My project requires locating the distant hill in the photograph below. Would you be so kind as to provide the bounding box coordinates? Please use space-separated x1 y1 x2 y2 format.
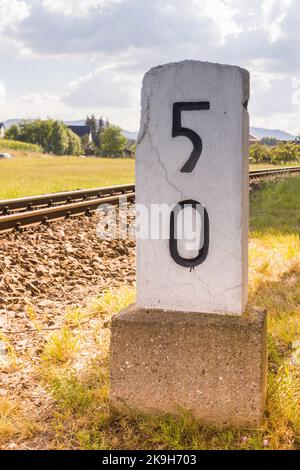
250 127 296 141
121 127 297 142
3 119 295 142
122 130 138 140
64 119 86 127
3 118 26 129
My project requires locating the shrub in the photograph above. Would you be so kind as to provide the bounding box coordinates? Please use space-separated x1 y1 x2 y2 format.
249 143 272 163
295 145 300 160
270 143 298 164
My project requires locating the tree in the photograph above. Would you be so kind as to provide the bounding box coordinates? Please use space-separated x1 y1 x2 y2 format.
100 125 127 157
85 114 98 147
271 143 298 164
99 117 105 131
85 114 98 135
93 116 105 149
81 134 90 151
260 137 279 147
249 143 271 163
5 119 82 155
67 129 82 155
296 145 300 161
5 124 19 140
51 121 69 155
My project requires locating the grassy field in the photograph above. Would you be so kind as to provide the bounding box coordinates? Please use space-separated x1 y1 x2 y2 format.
0 147 299 199
1 176 299 450
249 163 299 171
0 150 135 199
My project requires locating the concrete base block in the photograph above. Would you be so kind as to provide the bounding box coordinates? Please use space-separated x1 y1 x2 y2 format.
110 305 267 427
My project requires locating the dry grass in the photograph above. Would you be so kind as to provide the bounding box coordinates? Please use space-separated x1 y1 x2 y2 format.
41 327 80 365
0 398 37 446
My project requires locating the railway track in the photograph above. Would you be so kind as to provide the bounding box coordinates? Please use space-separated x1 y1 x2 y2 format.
0 184 135 233
248 165 300 179
0 166 299 233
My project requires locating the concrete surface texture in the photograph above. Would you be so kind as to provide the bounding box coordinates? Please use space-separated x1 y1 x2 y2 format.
136 60 249 315
110 305 267 427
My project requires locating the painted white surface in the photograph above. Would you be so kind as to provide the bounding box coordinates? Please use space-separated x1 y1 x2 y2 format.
136 60 249 315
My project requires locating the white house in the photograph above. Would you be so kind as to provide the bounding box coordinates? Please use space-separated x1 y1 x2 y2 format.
249 134 259 146
0 123 5 138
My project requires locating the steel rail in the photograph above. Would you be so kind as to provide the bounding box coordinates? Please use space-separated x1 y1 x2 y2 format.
0 166 299 233
0 192 135 233
0 183 135 215
249 166 300 178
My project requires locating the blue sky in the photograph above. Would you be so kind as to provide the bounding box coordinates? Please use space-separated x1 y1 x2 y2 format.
0 0 300 133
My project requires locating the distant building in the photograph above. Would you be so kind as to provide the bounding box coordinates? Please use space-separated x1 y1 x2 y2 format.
0 123 5 138
249 134 259 146
67 125 92 143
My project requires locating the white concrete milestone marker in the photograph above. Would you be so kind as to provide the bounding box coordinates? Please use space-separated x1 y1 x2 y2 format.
136 60 249 315
110 61 267 426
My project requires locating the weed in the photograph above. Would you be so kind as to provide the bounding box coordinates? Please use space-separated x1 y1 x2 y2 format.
91 286 136 317
41 327 79 364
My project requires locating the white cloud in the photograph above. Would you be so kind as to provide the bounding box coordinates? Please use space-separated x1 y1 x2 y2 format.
3 92 67 120
63 66 141 130
0 80 6 105
292 76 300 107
42 0 122 18
0 0 31 54
251 112 300 136
0 0 29 30
262 0 291 42
4 0 219 56
1 0 300 133
64 66 140 108
200 0 242 44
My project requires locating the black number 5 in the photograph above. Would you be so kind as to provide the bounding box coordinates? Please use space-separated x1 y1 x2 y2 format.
172 102 210 173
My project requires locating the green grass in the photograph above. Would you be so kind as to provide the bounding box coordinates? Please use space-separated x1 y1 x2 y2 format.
0 138 42 153
250 177 300 233
0 151 135 199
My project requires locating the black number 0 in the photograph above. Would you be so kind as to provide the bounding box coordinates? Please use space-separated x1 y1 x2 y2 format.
170 102 210 269
169 200 209 269
172 102 210 173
